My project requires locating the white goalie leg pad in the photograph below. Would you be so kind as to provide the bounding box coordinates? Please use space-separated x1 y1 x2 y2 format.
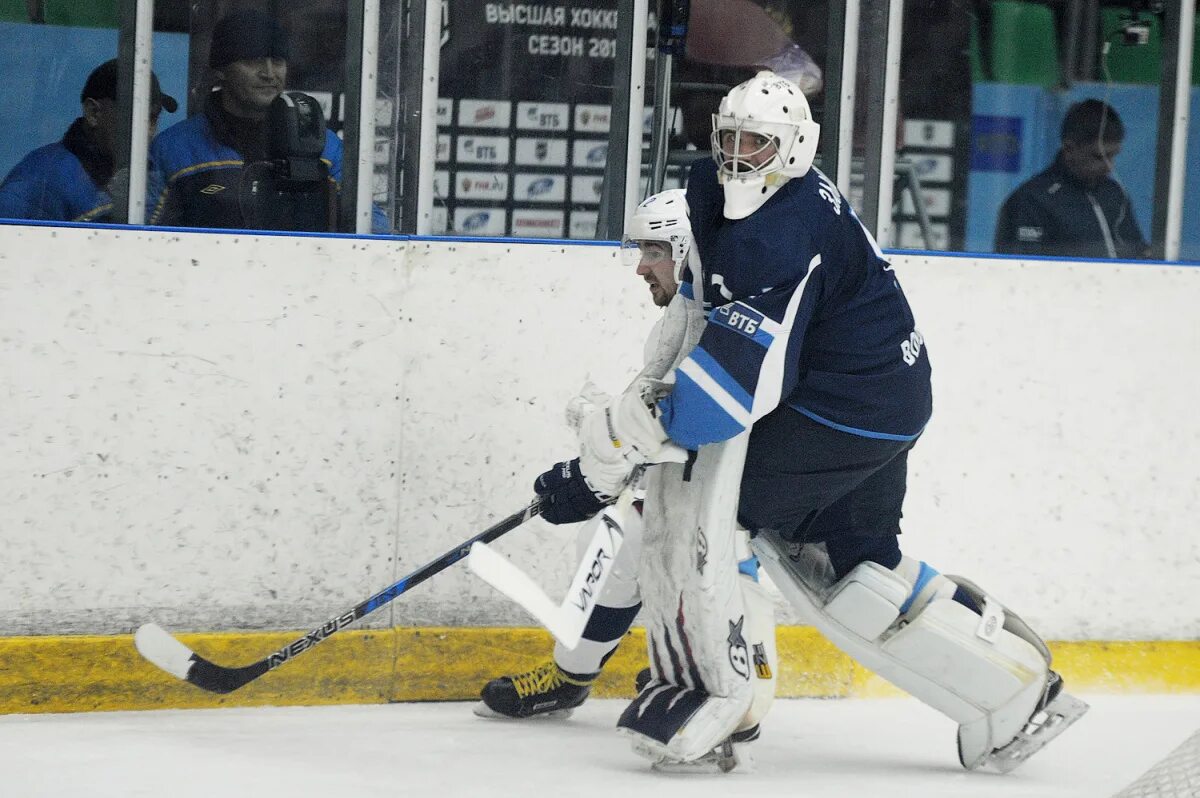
736 541 777 732
752 535 1051 767
617 433 754 764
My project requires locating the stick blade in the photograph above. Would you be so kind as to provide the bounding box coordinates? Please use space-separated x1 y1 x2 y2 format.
134 623 197 681
467 542 583 648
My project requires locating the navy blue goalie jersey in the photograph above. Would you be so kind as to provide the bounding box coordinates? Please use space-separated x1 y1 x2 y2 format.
658 158 932 450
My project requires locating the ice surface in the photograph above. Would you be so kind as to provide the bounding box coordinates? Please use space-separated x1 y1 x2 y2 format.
2 695 1197 797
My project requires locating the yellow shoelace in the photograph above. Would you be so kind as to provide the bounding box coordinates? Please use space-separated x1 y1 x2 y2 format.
510 661 592 699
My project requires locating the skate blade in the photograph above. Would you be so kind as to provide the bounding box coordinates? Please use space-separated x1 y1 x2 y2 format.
985 692 1090 773
471 700 575 720
639 738 754 774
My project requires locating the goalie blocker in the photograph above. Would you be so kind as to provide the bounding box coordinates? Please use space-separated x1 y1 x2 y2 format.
752 534 1089 772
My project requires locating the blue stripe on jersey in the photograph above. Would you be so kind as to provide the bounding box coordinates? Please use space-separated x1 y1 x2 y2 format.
680 281 694 300
660 368 746 449
688 347 753 412
789 403 924 441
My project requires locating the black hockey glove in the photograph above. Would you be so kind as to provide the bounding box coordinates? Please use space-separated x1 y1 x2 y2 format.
534 458 611 525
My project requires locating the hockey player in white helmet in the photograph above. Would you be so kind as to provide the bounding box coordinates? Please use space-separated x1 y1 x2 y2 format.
477 191 777 752
531 70 1087 773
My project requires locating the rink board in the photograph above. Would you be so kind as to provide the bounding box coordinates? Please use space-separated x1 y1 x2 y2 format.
1 223 1198 714
0 627 1197 714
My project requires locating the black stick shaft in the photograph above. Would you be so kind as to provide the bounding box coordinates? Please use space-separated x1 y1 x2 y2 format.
185 499 542 693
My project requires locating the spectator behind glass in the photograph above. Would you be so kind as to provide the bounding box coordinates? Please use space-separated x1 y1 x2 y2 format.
0 59 177 223
147 9 388 233
994 100 1148 260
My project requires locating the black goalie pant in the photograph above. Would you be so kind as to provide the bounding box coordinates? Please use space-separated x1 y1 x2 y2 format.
737 406 918 580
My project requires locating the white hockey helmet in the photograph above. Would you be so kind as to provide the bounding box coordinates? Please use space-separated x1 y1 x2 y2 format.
620 188 692 282
711 70 821 219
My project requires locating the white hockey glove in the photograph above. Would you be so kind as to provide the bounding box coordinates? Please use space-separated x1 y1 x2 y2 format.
577 381 688 497
564 381 612 436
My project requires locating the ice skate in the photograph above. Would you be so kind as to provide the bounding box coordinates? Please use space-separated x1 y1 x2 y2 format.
642 725 761 774
966 670 1090 773
473 660 595 720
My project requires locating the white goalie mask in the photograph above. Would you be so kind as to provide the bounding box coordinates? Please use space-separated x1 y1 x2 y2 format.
711 70 821 219
620 188 692 283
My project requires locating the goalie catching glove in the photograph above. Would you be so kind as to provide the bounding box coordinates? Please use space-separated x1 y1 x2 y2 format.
535 382 687 525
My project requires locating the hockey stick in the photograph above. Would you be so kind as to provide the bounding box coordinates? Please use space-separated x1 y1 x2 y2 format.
468 490 635 650
134 499 543 694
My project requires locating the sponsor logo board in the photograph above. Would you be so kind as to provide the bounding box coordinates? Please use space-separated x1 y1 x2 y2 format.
457 171 509 201
572 139 607 168
512 209 565 238
574 104 611 133
517 101 570 131
457 135 511 165
515 137 568 166
514 173 566 202
571 175 603 205
453 207 507 236
569 211 598 239
900 187 951 218
458 99 513 129
904 119 955 149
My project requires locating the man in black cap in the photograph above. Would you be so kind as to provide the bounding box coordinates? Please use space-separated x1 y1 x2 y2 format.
0 58 177 222
148 9 387 232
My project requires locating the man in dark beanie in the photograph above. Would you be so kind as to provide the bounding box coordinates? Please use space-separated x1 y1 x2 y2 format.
148 9 387 232
0 58 177 222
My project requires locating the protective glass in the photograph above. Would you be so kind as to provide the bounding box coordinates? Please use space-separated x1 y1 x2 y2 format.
620 238 672 268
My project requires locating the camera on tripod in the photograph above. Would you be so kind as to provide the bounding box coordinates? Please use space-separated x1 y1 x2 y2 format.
239 90 336 231
1117 0 1163 46
268 91 327 183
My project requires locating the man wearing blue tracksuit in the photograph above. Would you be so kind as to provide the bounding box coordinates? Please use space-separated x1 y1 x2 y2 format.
148 10 388 233
0 59 176 223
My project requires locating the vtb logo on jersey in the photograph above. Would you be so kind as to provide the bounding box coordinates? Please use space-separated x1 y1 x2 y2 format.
715 302 765 341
